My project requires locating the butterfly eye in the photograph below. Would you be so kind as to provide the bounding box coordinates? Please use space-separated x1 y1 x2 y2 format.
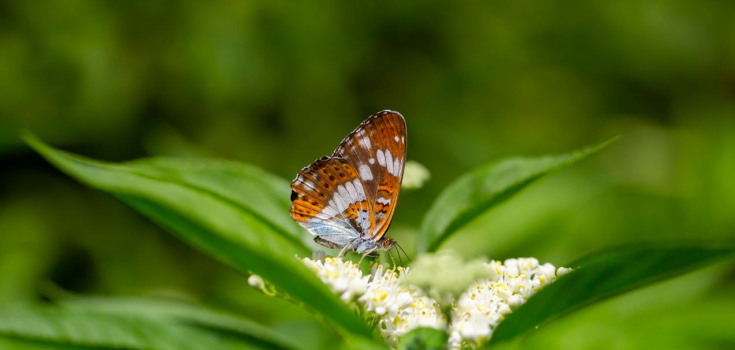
290 190 298 201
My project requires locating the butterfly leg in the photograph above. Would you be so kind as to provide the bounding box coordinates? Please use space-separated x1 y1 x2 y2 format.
368 253 381 270
337 238 359 259
357 248 379 268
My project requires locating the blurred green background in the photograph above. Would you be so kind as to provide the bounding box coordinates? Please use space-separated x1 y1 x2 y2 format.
1 1 734 349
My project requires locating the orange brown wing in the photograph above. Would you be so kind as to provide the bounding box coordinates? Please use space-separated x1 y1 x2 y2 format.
333 110 407 240
290 156 373 244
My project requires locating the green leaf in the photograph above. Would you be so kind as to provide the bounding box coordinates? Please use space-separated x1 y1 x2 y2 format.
397 328 448 350
488 243 735 346
128 157 313 250
58 296 305 350
341 338 390 350
418 137 617 253
23 133 373 340
0 303 274 350
0 336 112 350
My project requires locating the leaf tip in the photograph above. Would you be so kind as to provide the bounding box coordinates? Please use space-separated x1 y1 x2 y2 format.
20 130 53 157
592 135 620 151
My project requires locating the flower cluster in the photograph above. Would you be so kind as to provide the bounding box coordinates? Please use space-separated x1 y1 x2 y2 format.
295 255 570 349
362 265 447 347
302 256 369 303
301 257 446 347
447 258 570 349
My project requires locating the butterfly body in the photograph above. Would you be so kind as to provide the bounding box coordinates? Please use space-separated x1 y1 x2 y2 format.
290 110 406 259
314 236 396 254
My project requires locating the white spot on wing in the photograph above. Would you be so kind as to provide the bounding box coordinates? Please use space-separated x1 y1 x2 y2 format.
392 157 402 176
328 199 339 213
358 164 373 180
305 180 315 189
338 185 350 205
330 198 341 213
345 181 359 202
353 178 366 199
402 136 405 144
369 158 375 164
386 150 394 174
377 197 391 205
332 193 347 212
377 149 385 166
394 136 400 143
322 205 338 217
315 212 332 220
360 136 371 149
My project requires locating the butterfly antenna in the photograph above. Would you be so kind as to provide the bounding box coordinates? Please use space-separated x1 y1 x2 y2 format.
392 245 402 266
392 245 402 265
396 243 411 263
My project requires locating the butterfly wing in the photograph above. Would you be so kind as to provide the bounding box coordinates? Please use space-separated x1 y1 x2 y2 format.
290 156 373 248
333 110 407 241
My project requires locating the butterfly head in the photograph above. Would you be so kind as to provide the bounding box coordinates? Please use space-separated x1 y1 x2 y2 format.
379 237 397 251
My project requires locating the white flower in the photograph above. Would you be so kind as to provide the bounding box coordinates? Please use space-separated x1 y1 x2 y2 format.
247 274 265 290
539 263 557 280
507 294 525 309
299 255 570 349
557 266 573 276
360 265 412 316
300 257 445 347
447 257 570 349
448 279 504 349
401 160 431 190
380 296 447 347
301 257 369 303
360 266 445 346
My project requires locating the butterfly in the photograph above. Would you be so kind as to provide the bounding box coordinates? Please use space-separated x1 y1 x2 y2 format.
290 110 408 265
